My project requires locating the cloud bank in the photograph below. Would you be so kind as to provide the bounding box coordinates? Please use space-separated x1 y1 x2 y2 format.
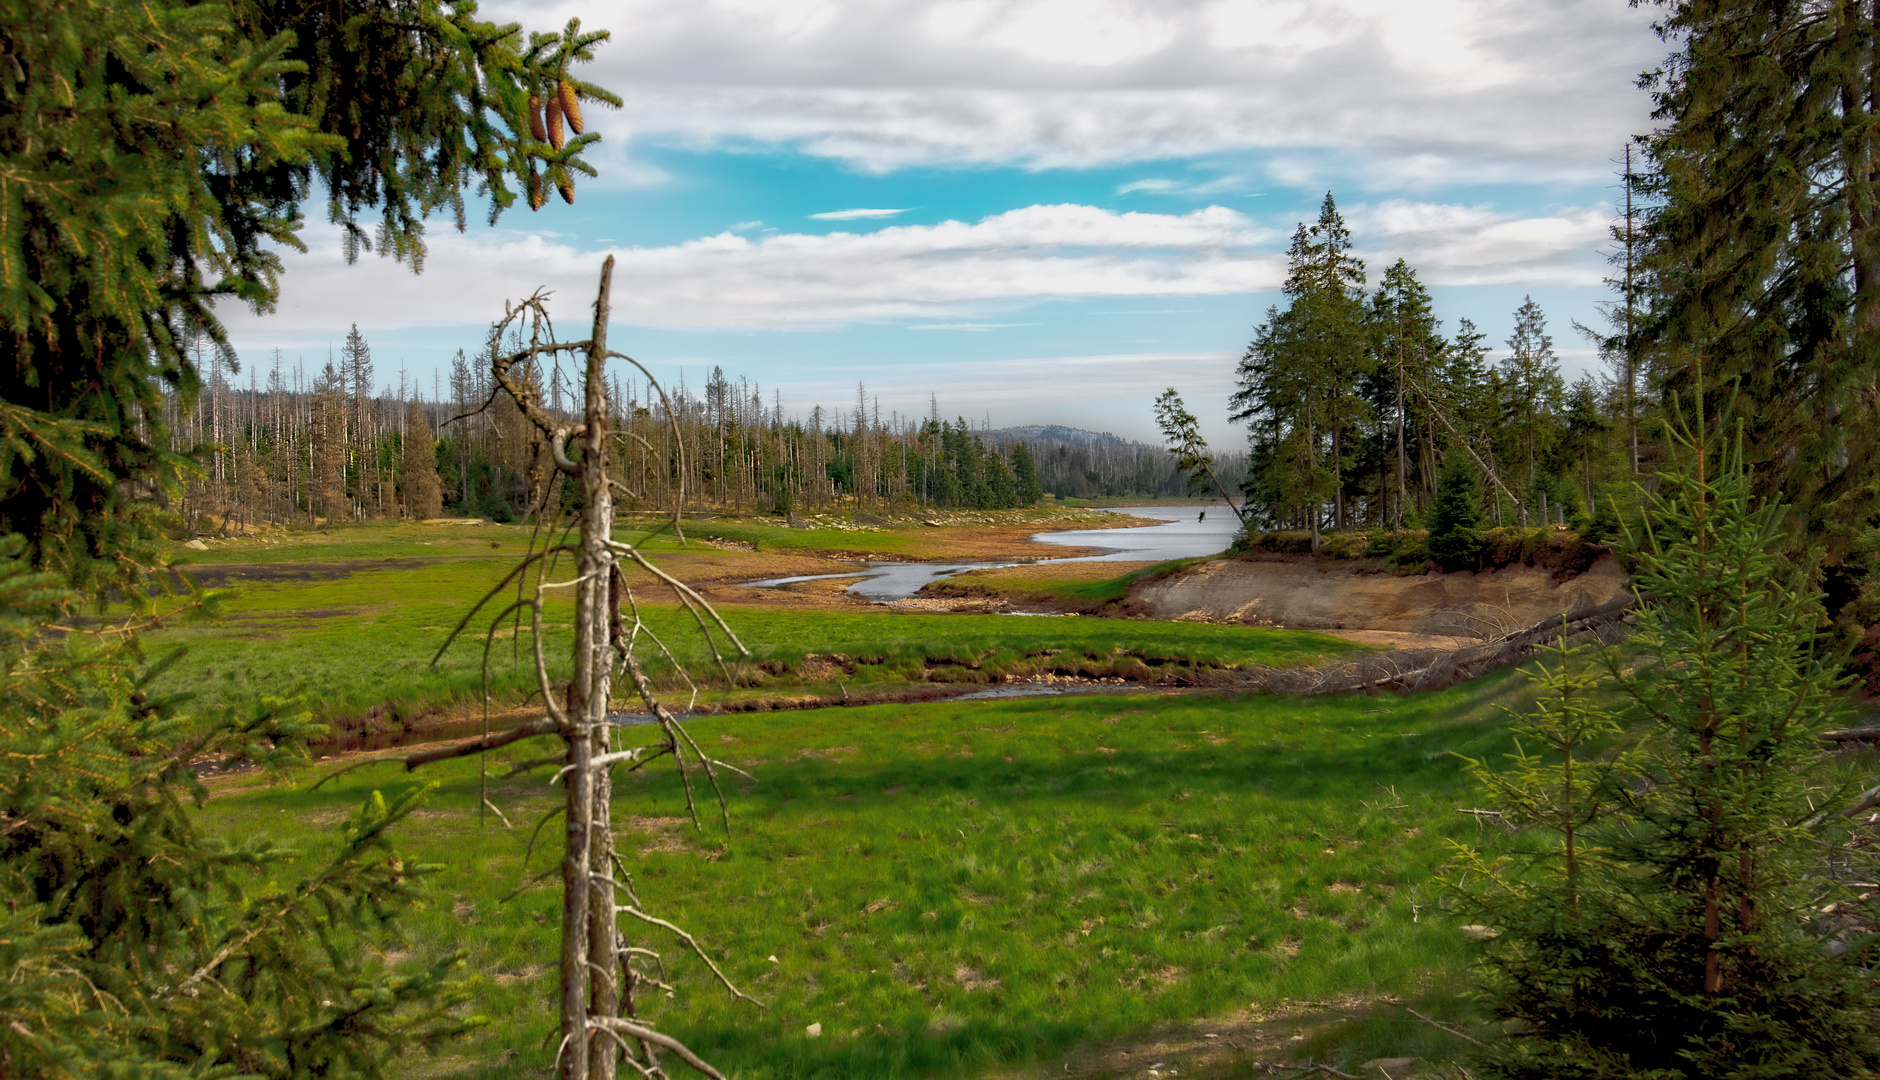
220 198 1610 342
500 0 1662 184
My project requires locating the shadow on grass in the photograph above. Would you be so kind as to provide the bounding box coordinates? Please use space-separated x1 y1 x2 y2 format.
201 674 1537 1080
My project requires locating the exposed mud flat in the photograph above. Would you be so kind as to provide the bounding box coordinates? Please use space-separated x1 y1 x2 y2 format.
1134 553 1630 639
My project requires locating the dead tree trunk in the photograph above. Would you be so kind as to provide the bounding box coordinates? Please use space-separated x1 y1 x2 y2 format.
401 258 754 1080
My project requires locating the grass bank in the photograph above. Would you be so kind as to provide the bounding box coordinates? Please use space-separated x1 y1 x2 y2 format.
196 673 1540 1078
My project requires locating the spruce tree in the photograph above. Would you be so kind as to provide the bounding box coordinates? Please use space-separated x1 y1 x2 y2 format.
1498 296 1565 511
1639 0 1879 559
0 543 475 1075
0 4 620 1072
1427 455 1487 571
1451 423 1880 1079
0 0 618 598
1368 259 1447 524
1231 193 1371 539
1012 442 1043 506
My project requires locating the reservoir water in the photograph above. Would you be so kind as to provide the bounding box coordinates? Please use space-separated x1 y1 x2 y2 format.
745 503 1243 602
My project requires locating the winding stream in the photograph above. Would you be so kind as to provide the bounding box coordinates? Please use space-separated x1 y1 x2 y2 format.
744 504 1242 601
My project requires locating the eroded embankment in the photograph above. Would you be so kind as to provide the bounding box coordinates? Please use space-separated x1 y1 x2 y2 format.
1132 552 1631 638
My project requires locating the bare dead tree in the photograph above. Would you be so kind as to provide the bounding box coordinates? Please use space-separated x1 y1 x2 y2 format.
386 258 755 1080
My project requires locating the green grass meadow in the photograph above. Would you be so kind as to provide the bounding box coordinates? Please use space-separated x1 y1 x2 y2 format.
144 525 1357 726
195 675 1541 1078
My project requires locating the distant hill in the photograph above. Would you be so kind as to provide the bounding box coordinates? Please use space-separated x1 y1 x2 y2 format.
982 423 1248 502
983 425 1144 451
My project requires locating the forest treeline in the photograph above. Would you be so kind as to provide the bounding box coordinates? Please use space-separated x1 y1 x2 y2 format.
164 327 1221 532
1224 190 1642 545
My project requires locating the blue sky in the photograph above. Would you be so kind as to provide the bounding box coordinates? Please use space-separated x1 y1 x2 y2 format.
220 0 1665 446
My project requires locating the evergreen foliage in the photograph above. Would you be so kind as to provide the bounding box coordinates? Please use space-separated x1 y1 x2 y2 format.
1154 388 1246 523
1367 258 1448 530
1232 193 1370 540
1228 199 1601 542
1638 0 1880 561
0 540 474 1076
1498 297 1566 501
0 0 616 598
1427 456 1487 572
1449 427 1880 1079
1012 442 1043 506
0 2 610 1073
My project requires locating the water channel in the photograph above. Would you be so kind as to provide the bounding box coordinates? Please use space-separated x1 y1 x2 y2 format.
744 503 1243 602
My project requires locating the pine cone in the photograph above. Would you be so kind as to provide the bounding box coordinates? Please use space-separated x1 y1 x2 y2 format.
559 79 583 135
527 95 546 142
557 173 576 205
546 97 565 150
528 167 545 210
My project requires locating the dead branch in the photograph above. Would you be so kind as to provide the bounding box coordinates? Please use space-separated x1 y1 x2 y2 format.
589 1018 725 1080
1844 782 1880 819
482 799 514 829
1244 1063 1362 1079
307 756 405 792
619 905 763 1008
502 867 559 904
401 716 560 770
1407 1006 1486 1047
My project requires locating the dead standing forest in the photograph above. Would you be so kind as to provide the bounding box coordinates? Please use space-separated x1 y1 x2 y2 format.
160 328 1230 531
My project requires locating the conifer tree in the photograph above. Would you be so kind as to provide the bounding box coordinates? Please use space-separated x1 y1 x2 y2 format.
1639 0 1879 558
1012 442 1043 505
400 401 444 519
342 325 376 517
0 542 476 1075
1232 192 1371 540
1368 259 1447 524
1427 456 1487 571
1498 296 1565 515
1450 421 1880 1079
0 0 618 597
1155 389 1248 524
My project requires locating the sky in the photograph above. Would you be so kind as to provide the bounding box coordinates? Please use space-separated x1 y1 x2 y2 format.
218 0 1667 447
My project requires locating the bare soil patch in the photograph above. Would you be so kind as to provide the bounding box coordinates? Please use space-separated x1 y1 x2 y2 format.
1134 553 1630 639
186 557 451 585
1012 995 1446 1080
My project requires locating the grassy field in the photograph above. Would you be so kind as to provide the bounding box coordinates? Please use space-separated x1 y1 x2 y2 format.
195 673 1544 1079
144 523 1356 729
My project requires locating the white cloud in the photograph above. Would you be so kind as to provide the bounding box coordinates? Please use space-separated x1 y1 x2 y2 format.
1351 200 1614 287
908 321 1036 331
221 204 1282 337
728 219 765 231
218 198 1610 346
493 0 1661 183
809 208 910 220
1118 174 1253 197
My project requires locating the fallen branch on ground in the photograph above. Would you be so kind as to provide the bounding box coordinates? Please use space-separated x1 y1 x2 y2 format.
1407 1006 1485 1047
